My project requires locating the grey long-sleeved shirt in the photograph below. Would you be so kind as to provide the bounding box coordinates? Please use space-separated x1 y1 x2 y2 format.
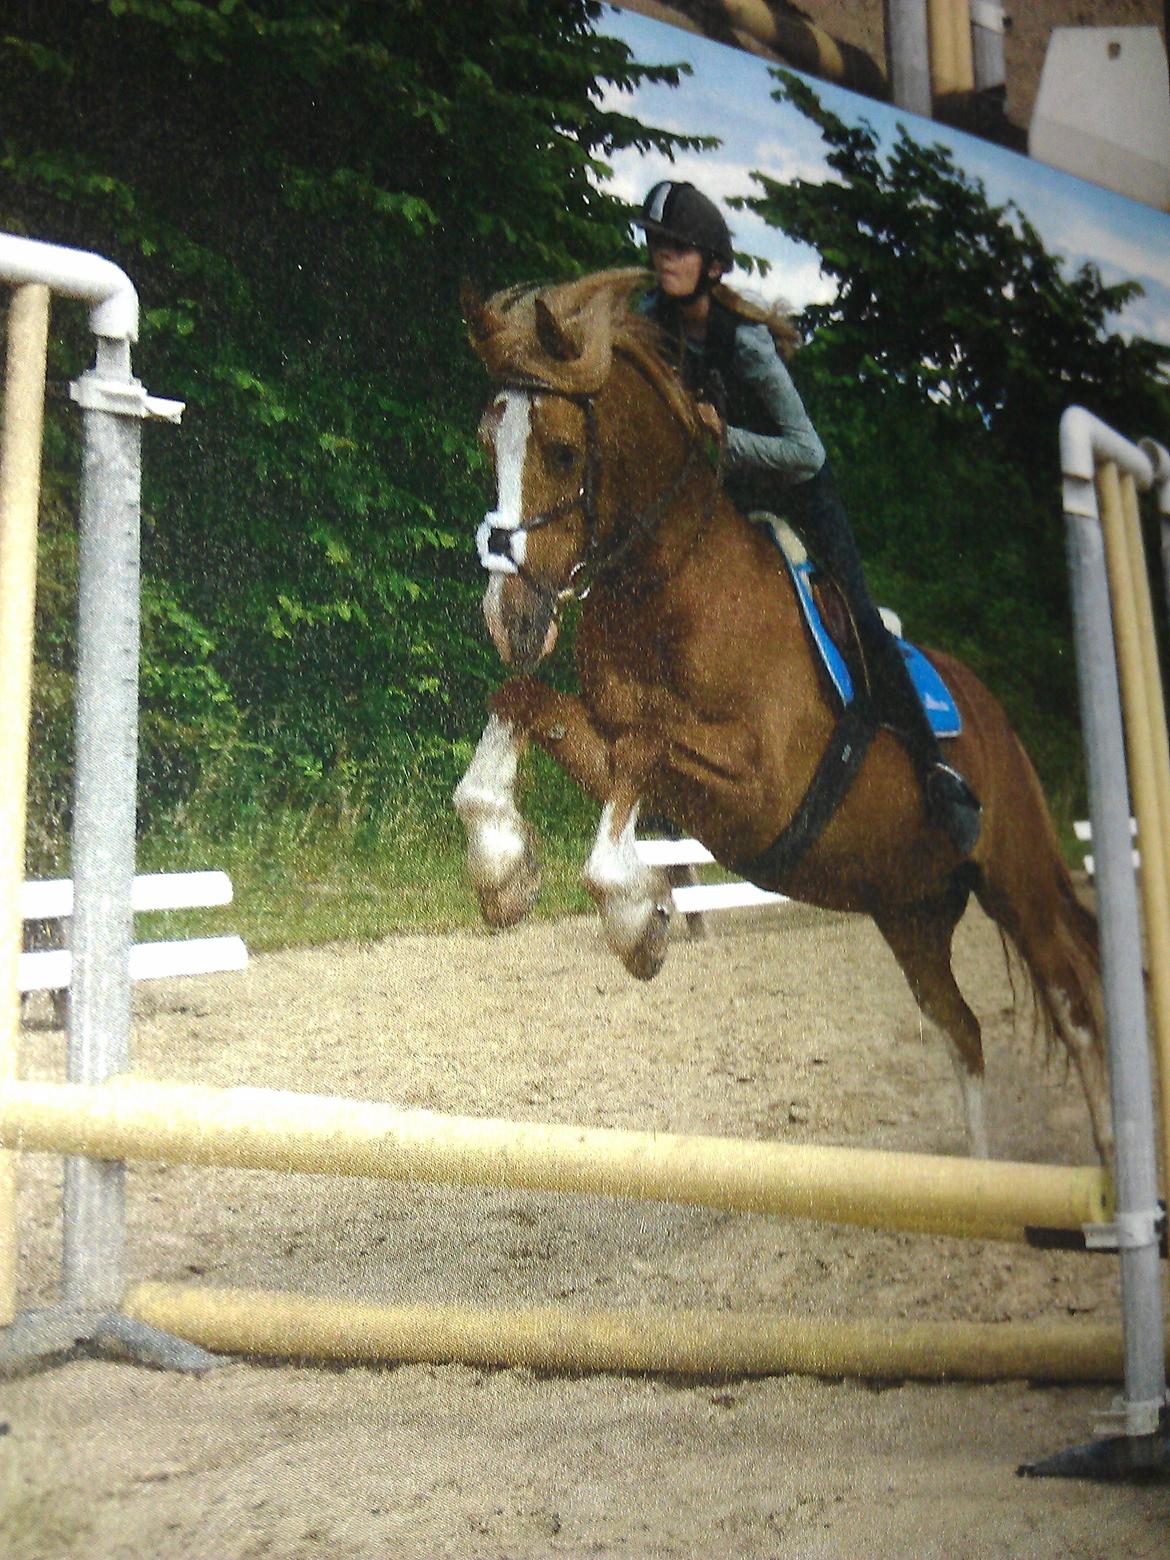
715 320 825 486
638 292 825 490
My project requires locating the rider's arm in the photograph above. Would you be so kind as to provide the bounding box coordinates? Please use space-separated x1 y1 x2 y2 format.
723 322 825 486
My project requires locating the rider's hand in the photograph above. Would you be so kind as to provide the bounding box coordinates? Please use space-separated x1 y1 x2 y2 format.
697 401 723 440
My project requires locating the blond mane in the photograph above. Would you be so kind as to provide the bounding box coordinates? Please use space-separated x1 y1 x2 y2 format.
467 268 700 433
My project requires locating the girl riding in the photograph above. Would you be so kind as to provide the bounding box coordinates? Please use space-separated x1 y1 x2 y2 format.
634 179 982 856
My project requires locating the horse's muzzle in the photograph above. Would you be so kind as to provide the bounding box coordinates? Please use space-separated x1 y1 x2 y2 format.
483 576 559 671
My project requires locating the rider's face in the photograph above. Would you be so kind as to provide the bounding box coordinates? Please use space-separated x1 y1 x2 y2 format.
648 236 711 299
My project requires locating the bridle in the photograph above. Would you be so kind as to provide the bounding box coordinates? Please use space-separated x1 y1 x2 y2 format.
475 366 711 622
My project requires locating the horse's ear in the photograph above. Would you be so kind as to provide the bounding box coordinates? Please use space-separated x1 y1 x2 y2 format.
535 296 581 363
461 279 498 343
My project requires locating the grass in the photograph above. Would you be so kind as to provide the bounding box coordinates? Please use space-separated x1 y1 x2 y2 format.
81 732 1094 958
133 770 599 955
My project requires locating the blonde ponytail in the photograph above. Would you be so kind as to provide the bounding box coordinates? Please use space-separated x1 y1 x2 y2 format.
710 282 801 362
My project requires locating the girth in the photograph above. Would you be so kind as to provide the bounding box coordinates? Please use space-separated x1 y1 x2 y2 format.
736 696 879 890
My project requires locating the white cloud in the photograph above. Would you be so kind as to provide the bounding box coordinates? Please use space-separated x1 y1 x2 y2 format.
602 142 765 211
759 255 837 310
751 138 838 189
1052 216 1170 293
1112 286 1170 349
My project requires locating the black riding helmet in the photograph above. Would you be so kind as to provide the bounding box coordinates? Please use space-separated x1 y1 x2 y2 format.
634 180 734 269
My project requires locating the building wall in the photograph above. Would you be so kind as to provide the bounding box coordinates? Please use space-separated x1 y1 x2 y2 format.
612 1 1167 143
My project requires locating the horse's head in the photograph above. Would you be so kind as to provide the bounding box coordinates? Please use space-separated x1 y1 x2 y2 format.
463 269 696 670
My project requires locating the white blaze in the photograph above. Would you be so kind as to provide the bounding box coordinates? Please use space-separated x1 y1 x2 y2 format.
495 391 531 527
477 391 534 574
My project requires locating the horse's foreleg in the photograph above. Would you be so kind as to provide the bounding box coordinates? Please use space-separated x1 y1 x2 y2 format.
454 678 617 930
453 713 542 928
485 685 674 975
582 732 674 982
490 677 616 801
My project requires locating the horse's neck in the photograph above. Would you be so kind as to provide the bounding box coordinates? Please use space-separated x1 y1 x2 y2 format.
598 381 719 582
592 360 821 700
587 485 816 689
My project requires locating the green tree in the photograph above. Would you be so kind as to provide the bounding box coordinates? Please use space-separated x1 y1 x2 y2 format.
740 72 1170 471
737 73 1170 802
2 0 705 827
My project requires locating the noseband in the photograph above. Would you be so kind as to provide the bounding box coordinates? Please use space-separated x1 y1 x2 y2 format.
476 371 708 620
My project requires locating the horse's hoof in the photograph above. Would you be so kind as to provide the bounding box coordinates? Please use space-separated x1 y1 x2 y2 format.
478 848 541 929
616 900 671 981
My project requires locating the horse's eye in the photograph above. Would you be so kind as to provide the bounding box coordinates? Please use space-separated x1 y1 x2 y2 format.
548 442 578 475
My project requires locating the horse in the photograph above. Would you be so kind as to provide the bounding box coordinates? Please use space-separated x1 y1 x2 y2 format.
453 267 1111 1163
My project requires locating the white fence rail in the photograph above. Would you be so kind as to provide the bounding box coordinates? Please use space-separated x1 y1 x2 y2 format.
1074 817 1139 878
640 819 1115 921
20 870 246 993
634 837 786 919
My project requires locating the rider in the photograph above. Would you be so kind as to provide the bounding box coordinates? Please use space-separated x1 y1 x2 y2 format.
634 179 982 855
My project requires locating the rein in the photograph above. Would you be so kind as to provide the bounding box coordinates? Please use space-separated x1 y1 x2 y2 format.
477 362 717 621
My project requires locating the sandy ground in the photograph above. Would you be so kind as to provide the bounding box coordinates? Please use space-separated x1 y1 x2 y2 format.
3 893 1168 1558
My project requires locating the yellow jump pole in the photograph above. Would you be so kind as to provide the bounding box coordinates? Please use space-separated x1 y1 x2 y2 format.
927 0 974 98
124 1281 1157 1385
0 283 50 1327
0 1076 1112 1246
1120 468 1170 1186
1097 461 1170 1204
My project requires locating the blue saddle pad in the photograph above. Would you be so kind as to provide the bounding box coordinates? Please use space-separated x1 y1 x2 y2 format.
781 550 962 740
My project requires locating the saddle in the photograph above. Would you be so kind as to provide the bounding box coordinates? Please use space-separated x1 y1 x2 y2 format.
733 514 961 891
752 514 961 740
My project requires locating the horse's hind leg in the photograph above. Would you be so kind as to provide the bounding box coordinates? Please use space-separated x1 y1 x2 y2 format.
873 888 990 1156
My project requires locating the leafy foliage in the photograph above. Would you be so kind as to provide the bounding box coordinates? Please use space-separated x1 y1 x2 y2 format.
737 73 1170 805
3 0 701 830
740 74 1170 464
8 24 1170 864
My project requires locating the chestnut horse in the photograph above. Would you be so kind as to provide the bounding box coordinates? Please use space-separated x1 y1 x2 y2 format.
454 269 1110 1161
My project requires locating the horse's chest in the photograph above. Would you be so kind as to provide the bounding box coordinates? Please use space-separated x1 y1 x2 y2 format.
582 671 657 735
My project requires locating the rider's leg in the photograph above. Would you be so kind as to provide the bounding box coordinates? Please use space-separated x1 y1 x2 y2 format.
790 463 982 855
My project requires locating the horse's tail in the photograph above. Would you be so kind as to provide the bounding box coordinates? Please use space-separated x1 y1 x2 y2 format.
1004 866 1103 1059
973 725 1111 1157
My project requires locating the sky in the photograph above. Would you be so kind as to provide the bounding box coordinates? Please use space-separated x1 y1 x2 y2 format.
593 6 1170 349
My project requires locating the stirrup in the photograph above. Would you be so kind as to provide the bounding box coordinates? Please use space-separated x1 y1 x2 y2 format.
925 762 982 855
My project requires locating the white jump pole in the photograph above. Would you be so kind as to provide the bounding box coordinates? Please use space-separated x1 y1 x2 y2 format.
970 0 1004 98
1146 439 1170 623
0 233 215 1376
0 281 50 1327
886 0 933 117
1024 409 1170 1478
